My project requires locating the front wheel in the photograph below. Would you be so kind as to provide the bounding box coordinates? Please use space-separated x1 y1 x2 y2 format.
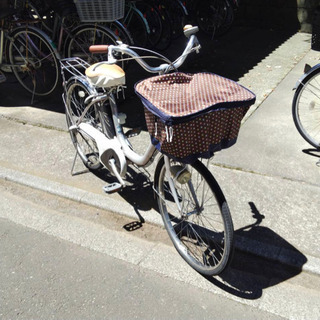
292 67 320 149
154 157 234 276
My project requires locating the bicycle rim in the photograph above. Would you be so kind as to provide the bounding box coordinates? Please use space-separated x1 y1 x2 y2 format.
154 4 172 51
121 5 149 47
107 20 134 46
162 0 187 39
136 1 163 48
9 26 59 96
65 78 103 170
196 0 233 37
155 157 234 276
65 25 118 63
293 71 320 148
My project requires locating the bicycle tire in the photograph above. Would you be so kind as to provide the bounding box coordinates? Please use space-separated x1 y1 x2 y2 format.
154 156 234 276
136 1 163 48
196 0 234 37
65 77 104 170
153 2 172 51
121 3 149 47
8 25 59 96
107 20 134 46
292 67 320 149
161 0 188 39
64 24 118 63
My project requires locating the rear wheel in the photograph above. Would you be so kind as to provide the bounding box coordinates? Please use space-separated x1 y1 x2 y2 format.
107 20 134 45
155 157 234 276
65 77 103 170
65 24 118 63
154 3 172 51
196 0 234 38
8 26 59 96
162 0 187 39
136 1 163 48
121 5 149 47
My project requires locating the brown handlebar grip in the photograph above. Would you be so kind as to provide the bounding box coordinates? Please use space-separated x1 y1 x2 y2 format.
89 45 109 54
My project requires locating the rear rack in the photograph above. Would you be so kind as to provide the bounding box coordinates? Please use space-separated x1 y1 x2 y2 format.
59 57 90 81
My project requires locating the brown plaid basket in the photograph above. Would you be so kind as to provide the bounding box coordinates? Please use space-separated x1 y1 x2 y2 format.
135 72 256 163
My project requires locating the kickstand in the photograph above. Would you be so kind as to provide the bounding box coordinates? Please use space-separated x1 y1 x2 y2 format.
71 151 89 176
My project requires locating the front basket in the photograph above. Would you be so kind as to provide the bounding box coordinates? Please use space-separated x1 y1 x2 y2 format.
135 72 256 163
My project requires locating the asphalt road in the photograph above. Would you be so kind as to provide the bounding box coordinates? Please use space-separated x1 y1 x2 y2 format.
0 180 285 320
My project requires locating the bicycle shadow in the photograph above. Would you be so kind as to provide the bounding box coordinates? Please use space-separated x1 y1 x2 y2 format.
203 202 307 300
302 148 320 166
89 165 308 301
90 164 159 221
73 160 307 300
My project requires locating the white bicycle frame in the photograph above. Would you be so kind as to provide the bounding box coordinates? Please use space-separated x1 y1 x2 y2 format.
76 89 157 187
104 26 200 163
67 26 201 192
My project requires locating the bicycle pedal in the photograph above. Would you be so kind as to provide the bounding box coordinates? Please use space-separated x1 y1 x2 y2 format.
103 182 123 194
125 128 141 138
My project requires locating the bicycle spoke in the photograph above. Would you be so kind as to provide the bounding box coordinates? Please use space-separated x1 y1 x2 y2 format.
157 157 233 275
9 27 59 96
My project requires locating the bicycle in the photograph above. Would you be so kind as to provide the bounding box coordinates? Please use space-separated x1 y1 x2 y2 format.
0 2 59 98
26 0 133 47
60 25 255 276
121 1 150 48
44 0 120 63
185 0 236 38
24 0 124 63
292 63 320 150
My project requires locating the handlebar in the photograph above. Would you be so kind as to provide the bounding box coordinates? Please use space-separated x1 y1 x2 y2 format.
89 25 201 74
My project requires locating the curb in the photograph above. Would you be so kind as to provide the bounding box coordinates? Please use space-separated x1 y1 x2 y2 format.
1 164 319 277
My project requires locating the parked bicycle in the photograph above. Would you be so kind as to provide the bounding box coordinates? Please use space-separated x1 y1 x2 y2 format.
60 25 255 276
25 0 121 63
292 63 320 150
0 0 59 99
26 0 133 47
186 0 238 38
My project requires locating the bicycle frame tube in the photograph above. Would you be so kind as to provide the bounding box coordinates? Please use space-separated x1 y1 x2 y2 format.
108 92 157 166
108 34 200 73
164 156 182 212
0 29 4 65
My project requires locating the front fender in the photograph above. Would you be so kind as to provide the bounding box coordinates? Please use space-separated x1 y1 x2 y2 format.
293 63 320 90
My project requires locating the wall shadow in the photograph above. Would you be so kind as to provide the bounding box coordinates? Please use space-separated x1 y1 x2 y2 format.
1 0 307 128
235 0 301 32
0 73 65 113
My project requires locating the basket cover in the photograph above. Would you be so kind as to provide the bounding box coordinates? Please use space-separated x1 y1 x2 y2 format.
135 72 256 163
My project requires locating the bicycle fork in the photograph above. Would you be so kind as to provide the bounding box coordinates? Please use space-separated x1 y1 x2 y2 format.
163 156 202 218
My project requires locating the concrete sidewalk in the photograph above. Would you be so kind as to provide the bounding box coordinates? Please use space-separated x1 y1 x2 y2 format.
0 30 320 318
